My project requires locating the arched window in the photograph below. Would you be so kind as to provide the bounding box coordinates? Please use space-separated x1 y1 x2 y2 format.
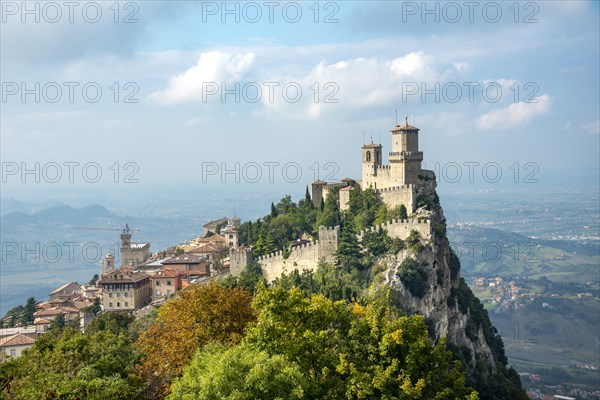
375 151 379 163
366 151 371 162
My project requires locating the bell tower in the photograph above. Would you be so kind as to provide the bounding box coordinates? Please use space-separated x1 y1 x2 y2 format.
361 141 382 189
101 253 115 275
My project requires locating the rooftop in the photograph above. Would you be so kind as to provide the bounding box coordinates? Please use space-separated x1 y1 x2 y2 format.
189 242 226 254
391 122 419 132
151 268 180 279
203 217 228 228
162 253 207 265
98 268 149 284
49 282 79 295
0 333 36 347
196 234 226 243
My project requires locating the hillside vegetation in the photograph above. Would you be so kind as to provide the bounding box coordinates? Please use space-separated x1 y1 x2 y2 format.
0 188 527 399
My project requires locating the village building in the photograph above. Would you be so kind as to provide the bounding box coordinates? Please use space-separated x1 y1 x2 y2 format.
150 268 182 302
0 332 37 363
33 297 95 333
97 268 151 312
160 253 210 275
203 217 240 236
48 282 81 300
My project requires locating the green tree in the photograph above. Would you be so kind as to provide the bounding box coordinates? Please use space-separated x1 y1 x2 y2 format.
167 343 306 400
270 202 278 217
406 229 424 252
89 274 100 285
300 186 314 210
246 287 350 398
399 204 408 220
238 261 266 294
315 188 341 230
86 312 134 336
362 227 392 256
335 218 362 270
21 297 36 325
397 257 429 298
243 286 478 399
49 314 65 331
0 327 143 399
90 297 102 316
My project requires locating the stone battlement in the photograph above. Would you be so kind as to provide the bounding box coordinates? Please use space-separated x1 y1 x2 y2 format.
326 182 350 188
358 218 431 241
257 240 318 262
375 185 413 193
376 165 392 170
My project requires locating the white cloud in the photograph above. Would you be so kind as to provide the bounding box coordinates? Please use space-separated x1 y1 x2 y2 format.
580 120 600 134
256 51 464 118
182 117 205 127
477 95 551 130
147 51 256 104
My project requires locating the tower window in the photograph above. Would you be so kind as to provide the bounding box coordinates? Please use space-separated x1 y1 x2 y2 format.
366 151 371 162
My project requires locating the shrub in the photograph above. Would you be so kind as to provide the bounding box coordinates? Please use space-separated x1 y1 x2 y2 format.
397 257 428 298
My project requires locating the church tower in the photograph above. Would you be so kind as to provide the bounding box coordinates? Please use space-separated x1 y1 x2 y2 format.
221 221 239 250
361 142 383 189
101 253 115 274
389 119 423 185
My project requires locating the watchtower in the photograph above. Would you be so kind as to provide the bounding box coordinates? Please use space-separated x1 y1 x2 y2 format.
389 119 423 184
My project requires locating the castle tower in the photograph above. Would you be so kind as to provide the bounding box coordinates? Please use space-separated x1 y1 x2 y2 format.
311 180 327 208
317 225 340 263
389 120 423 185
120 224 132 267
361 142 383 189
101 253 115 275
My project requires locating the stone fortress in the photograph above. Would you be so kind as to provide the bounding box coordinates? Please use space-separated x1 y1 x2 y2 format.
230 120 436 281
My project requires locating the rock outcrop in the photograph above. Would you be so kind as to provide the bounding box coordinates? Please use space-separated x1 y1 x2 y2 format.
381 175 528 400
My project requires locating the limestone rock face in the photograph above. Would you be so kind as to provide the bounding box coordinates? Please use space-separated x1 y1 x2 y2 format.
382 174 497 371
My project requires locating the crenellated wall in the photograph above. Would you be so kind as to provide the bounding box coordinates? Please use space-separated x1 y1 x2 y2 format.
257 241 320 282
376 185 417 212
358 218 431 241
257 225 340 282
229 247 252 277
229 226 340 282
228 218 430 283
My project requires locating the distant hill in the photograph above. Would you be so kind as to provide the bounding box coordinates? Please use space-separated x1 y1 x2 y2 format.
0 198 63 216
1 204 114 226
447 224 599 282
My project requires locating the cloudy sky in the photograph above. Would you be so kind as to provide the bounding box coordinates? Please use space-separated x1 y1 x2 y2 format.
1 1 599 201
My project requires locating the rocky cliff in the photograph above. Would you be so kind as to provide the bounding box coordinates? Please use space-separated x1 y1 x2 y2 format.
381 176 528 400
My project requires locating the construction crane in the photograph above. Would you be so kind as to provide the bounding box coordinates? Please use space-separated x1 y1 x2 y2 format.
72 224 140 234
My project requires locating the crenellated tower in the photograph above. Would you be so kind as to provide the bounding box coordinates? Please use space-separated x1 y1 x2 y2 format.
389 120 423 185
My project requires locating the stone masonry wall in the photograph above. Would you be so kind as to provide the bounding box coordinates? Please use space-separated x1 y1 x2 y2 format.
358 218 431 241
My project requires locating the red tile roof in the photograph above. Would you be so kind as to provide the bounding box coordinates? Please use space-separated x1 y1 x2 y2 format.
0 333 36 347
